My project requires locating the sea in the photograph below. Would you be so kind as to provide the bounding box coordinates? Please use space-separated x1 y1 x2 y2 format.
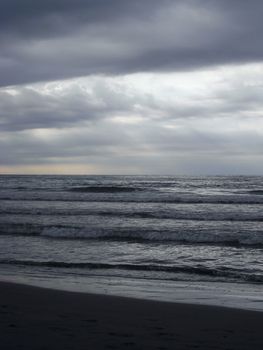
0 175 263 311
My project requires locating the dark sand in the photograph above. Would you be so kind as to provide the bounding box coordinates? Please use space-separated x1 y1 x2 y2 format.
1 281 263 350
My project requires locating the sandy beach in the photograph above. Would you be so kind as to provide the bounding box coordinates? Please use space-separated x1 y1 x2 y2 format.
0 281 263 350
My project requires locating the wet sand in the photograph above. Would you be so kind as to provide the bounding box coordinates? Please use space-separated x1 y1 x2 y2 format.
0 281 263 350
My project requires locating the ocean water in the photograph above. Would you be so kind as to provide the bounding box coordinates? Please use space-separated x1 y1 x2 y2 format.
1 175 263 310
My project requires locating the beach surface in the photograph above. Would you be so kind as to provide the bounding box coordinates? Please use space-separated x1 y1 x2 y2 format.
1 281 263 350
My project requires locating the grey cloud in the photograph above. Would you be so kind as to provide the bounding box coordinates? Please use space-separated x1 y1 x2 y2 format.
1 119 263 176
0 87 95 131
0 121 138 166
1 1 263 85
1 69 263 133
0 79 141 131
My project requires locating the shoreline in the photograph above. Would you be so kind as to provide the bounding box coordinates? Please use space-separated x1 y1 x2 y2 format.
2 273 263 312
1 281 263 349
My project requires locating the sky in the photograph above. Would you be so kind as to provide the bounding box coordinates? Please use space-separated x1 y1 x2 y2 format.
1 0 263 175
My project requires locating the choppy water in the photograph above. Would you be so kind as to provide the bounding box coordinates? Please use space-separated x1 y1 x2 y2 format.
0 175 263 308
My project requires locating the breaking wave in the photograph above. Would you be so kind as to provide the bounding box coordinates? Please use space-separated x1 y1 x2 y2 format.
40 227 263 246
1 223 263 247
0 259 262 283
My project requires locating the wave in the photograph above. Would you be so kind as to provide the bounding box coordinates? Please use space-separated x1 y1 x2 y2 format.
1 194 263 204
68 186 142 193
1 223 263 247
248 190 263 196
0 259 262 283
2 208 263 222
39 228 263 246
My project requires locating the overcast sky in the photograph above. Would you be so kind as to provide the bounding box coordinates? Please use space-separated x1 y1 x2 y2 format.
1 0 263 174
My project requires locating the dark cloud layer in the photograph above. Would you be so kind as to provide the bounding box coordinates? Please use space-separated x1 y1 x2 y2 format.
1 0 263 86
0 0 153 38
